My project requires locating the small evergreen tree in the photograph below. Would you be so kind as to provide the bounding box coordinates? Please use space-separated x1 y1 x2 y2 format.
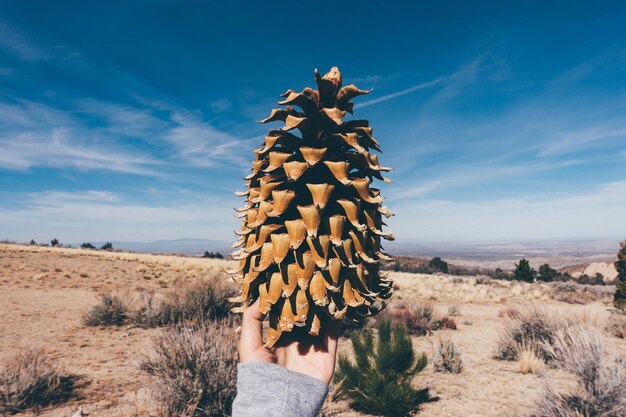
101 242 113 250
614 240 626 310
428 257 449 273
537 263 558 282
50 238 59 246
335 320 431 417
29 239 36 245
514 258 535 282
81 242 95 249
592 272 605 285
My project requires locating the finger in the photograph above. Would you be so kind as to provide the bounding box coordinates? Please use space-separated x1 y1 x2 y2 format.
238 299 265 361
323 320 340 356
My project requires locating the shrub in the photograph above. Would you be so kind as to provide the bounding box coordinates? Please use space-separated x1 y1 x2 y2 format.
335 320 432 417
379 304 456 336
432 316 457 331
490 267 513 280
100 242 113 250
131 279 236 328
378 307 432 336
50 238 59 247
614 240 626 310
29 239 36 245
494 307 559 361
607 311 626 339
530 324 626 417
138 320 238 417
80 242 95 249
447 305 461 316
432 335 463 374
428 257 449 273
83 294 127 326
537 263 558 282
0 349 76 414
514 258 535 282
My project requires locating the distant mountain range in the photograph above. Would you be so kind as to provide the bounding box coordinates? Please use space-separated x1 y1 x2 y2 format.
66 237 621 262
384 239 620 260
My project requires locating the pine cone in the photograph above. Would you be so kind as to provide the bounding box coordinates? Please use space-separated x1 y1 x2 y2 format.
230 67 394 348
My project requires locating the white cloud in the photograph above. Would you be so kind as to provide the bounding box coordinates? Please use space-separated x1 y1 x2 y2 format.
390 181 626 242
0 190 238 242
0 96 255 175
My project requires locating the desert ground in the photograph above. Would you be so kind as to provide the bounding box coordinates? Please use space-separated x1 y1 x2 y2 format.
1 243 624 417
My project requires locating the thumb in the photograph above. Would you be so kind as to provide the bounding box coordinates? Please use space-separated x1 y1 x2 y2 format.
238 299 265 362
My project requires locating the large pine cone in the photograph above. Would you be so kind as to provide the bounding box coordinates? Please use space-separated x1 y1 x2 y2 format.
230 67 394 348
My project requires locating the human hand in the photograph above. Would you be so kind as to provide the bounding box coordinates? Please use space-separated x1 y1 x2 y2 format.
238 299 339 384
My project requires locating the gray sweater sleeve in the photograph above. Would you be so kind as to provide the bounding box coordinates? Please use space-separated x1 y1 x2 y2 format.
232 361 329 417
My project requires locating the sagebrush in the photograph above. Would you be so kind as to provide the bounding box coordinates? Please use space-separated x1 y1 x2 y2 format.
432 335 463 374
138 320 238 417
83 294 127 326
0 349 76 414
494 307 561 361
378 303 456 336
83 278 236 328
530 324 626 417
131 279 235 327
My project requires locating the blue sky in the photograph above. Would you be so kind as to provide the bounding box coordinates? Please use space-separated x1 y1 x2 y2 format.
0 1 625 244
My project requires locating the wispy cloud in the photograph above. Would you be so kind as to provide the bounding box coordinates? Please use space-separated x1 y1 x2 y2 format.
0 99 164 175
0 95 255 175
538 125 626 157
0 21 47 61
32 190 121 204
1 189 236 242
164 112 255 169
356 76 449 108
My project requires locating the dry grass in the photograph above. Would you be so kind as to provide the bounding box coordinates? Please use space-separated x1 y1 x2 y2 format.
390 271 613 305
517 342 543 374
137 320 238 417
0 348 76 414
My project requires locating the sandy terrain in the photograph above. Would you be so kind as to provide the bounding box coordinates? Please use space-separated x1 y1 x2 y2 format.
0 243 624 417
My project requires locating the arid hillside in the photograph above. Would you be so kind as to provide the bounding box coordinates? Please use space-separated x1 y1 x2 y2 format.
1 243 624 417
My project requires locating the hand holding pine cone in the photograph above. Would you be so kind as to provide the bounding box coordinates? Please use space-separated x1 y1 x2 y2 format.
230 67 394 348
